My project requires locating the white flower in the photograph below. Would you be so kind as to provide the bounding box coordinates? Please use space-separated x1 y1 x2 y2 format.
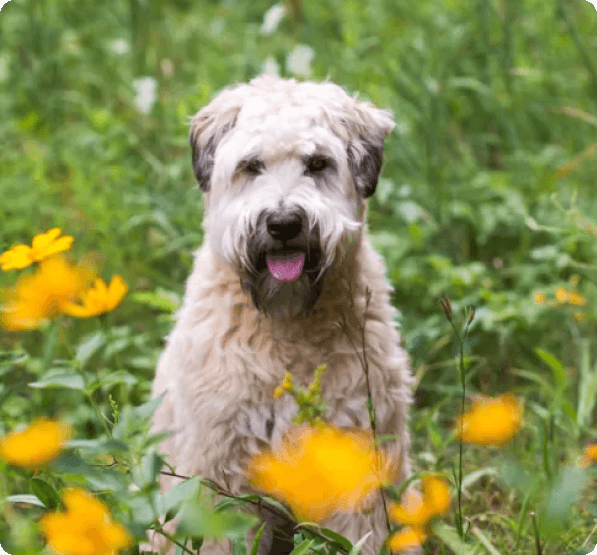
286 45 315 77
110 39 130 55
133 76 158 115
261 57 280 76
261 3 287 35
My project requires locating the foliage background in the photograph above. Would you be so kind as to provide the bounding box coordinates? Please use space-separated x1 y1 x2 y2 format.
0 0 597 553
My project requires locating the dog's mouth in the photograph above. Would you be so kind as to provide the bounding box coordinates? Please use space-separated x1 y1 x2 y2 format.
265 250 306 282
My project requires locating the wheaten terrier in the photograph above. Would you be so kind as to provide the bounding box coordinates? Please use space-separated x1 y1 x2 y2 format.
147 76 415 555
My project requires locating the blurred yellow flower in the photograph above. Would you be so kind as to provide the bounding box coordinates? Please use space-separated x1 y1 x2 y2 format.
556 287 569 304
281 372 293 392
570 274 580 287
534 292 546 304
574 312 585 322
40 488 132 555
247 425 394 522
0 228 73 271
580 444 597 467
387 526 427 553
456 394 522 446
0 419 71 470
62 276 128 318
568 291 587 306
1 257 93 330
390 476 450 528
273 386 284 399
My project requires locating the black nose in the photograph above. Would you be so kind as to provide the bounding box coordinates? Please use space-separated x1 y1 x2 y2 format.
266 212 303 241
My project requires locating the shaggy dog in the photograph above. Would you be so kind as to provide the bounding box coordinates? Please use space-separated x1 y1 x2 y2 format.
147 76 415 555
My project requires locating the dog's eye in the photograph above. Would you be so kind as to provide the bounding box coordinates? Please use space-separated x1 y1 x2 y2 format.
243 159 265 176
306 156 329 174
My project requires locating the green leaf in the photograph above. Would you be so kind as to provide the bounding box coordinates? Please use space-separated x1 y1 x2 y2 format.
176 490 257 540
587 0 597 14
249 523 267 555
534 348 565 390
432 523 482 555
30 477 61 510
577 339 597 431
231 535 247 555
539 466 588 537
160 477 203 516
462 467 498 490
3 494 46 508
348 531 372 555
313 526 354 551
131 291 180 312
471 527 502 555
67 438 129 455
288 539 314 555
75 332 105 368
28 373 85 391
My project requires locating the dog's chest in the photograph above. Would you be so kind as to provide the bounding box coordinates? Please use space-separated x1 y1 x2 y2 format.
235 375 371 455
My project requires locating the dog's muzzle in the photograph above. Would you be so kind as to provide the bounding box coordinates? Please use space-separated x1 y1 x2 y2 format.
243 208 328 316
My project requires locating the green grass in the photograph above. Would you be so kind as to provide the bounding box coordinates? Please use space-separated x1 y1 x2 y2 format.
1 0 597 553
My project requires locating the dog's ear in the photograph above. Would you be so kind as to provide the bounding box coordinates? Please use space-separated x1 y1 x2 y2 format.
345 103 395 198
189 92 242 192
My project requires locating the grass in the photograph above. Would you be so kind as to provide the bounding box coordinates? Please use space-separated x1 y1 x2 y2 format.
1 0 597 553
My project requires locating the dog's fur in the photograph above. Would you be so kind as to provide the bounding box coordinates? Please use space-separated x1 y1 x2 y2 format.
146 76 415 555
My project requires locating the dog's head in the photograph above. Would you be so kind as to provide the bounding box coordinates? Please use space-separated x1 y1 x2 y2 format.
190 76 394 316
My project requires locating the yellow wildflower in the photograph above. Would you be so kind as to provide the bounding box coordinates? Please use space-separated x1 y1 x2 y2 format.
534 292 546 305
390 476 450 528
569 274 580 287
40 488 132 555
387 526 427 553
61 275 128 318
456 394 522 446
579 444 597 467
0 419 71 470
583 444 597 461
568 291 587 306
1 256 93 330
556 287 569 304
273 387 284 399
0 228 73 271
281 372 293 392
247 425 394 522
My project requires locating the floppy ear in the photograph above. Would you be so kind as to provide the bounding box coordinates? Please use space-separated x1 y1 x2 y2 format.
189 91 243 192
345 102 395 198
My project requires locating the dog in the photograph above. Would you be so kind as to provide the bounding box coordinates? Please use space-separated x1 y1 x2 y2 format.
146 76 415 555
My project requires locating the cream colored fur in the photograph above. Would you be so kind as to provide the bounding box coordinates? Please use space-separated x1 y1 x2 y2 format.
145 76 415 555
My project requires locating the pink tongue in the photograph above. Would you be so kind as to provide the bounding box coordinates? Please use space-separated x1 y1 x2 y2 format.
267 253 305 282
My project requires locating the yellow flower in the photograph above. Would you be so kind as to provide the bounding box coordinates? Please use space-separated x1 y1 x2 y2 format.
556 287 569 304
61 276 128 318
568 291 587 306
0 419 71 470
581 443 597 466
387 526 427 553
390 476 450 528
456 394 522 446
534 292 546 305
0 228 73 271
273 387 284 399
574 312 585 322
281 372 293 392
40 488 132 555
569 274 580 287
247 425 394 522
1 256 93 330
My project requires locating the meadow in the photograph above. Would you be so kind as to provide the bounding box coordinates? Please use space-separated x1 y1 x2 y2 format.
0 0 597 553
